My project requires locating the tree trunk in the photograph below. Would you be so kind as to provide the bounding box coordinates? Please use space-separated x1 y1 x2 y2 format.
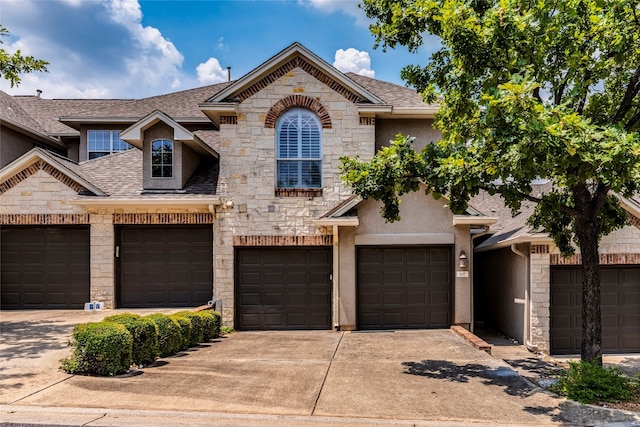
574 216 603 366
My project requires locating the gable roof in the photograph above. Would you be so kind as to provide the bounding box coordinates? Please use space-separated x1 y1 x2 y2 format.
119 110 219 157
204 42 385 106
0 147 106 196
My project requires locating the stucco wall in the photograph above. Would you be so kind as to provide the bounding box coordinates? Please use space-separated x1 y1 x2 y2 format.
475 245 527 343
1 127 35 168
142 122 184 190
375 118 441 152
337 191 472 330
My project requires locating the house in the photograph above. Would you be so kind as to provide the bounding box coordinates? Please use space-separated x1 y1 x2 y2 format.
0 43 497 332
472 187 640 355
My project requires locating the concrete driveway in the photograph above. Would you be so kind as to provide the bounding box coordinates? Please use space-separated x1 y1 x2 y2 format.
1 310 639 426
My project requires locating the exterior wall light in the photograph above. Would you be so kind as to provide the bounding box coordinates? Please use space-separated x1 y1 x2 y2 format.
459 250 468 269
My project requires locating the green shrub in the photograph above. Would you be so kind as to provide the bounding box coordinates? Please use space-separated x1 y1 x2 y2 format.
61 322 132 376
170 314 192 351
103 313 158 366
550 360 636 404
221 326 235 335
195 311 221 341
174 311 204 346
146 313 182 357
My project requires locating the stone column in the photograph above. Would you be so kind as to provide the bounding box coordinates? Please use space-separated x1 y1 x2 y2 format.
90 213 115 308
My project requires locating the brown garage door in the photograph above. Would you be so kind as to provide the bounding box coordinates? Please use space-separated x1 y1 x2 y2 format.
1 226 90 309
117 226 213 308
551 265 640 354
235 247 332 330
358 246 452 329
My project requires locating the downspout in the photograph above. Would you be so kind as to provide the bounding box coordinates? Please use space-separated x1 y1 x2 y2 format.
510 244 538 352
332 225 340 330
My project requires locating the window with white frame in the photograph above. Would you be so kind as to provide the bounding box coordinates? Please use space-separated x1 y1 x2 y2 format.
151 139 173 178
87 130 132 159
276 108 322 188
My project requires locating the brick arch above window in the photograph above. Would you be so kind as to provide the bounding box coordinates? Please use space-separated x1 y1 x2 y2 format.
264 95 332 129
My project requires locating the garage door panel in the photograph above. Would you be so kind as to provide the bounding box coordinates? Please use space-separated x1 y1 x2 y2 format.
1 226 90 309
235 247 331 330
358 246 452 330
118 226 213 308
551 265 640 354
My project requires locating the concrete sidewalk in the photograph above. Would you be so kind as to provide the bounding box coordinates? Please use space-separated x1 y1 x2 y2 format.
1 311 639 426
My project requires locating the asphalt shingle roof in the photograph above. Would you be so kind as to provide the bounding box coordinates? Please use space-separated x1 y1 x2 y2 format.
61 82 232 120
345 73 437 109
0 91 48 135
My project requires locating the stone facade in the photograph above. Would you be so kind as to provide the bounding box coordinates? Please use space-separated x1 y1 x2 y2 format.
212 68 376 324
527 224 640 352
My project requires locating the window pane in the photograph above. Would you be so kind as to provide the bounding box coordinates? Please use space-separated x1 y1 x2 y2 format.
111 131 132 151
88 130 111 151
276 109 321 188
151 139 173 178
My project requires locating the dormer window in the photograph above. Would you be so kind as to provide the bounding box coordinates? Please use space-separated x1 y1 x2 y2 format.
88 130 132 159
151 139 173 178
276 108 322 188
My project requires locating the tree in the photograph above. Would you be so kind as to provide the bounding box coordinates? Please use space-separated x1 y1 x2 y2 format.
342 0 640 364
0 25 48 87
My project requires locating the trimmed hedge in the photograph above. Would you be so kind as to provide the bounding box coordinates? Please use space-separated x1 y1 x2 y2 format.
146 313 182 357
197 311 221 341
61 322 132 376
170 314 192 351
173 311 204 346
61 309 223 377
103 313 158 366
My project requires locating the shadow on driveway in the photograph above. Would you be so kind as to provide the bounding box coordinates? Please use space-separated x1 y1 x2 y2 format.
403 359 535 397
0 320 73 361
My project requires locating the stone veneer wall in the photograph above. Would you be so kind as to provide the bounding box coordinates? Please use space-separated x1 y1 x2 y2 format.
528 224 640 352
213 68 376 325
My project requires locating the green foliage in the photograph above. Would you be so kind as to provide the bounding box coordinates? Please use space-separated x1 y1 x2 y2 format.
173 311 204 346
550 360 636 404
146 313 182 357
195 311 221 341
61 322 132 376
349 0 640 363
103 314 158 366
0 25 49 87
170 314 192 351
221 326 235 335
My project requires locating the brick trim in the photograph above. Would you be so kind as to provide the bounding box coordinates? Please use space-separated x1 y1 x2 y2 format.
275 188 323 198
113 213 214 224
531 245 549 254
235 56 364 104
550 253 640 265
0 214 89 225
233 235 332 246
0 160 88 194
264 95 332 129
220 115 237 125
629 214 640 230
360 117 375 126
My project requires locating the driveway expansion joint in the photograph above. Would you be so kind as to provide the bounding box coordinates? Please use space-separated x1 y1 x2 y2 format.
311 331 344 416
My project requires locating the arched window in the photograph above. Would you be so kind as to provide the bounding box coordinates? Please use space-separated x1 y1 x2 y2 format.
276 108 321 188
151 139 173 178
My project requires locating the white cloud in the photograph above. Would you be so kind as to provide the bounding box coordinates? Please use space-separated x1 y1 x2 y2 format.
196 57 227 85
106 0 184 88
303 0 370 26
333 48 375 78
0 0 188 99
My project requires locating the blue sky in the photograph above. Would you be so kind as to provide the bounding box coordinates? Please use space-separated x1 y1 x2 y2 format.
1 0 440 99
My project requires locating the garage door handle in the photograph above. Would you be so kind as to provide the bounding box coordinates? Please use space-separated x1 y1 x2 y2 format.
115 246 119 258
